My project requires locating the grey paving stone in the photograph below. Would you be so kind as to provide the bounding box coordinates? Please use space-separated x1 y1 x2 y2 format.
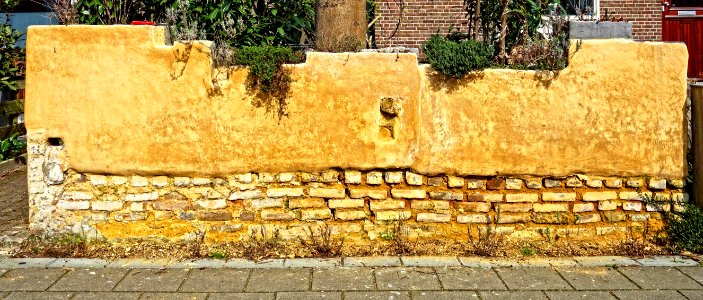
0 268 66 291
611 290 687 300
637 256 699 267
114 269 190 292
479 291 548 300
410 291 479 300
225 258 286 268
0 258 56 268
574 256 639 267
495 268 572 290
276 291 342 300
169 258 226 269
47 258 110 268
374 267 441 291
556 267 638 290
343 257 402 267
49 268 128 291
459 257 521 268
179 268 249 292
5 292 74 300
435 267 507 290
207 293 275 300
618 267 703 289
400 256 461 267
544 291 617 300
679 290 703 300
139 292 207 300
312 267 375 291
246 268 310 292
343 291 410 300
678 267 703 285
72 292 141 300
107 258 173 268
284 258 341 268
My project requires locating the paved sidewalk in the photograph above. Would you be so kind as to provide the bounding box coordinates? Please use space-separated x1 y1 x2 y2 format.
0 167 28 249
0 256 698 299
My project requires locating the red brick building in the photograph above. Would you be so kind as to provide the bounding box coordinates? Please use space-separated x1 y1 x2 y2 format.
374 0 664 50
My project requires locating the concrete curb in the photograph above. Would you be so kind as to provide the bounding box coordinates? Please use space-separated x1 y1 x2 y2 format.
0 255 697 269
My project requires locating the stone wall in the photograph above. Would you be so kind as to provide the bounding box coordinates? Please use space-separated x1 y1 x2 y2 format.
24 26 690 243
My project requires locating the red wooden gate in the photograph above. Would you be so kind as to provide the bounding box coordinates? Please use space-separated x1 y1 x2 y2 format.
663 3 703 78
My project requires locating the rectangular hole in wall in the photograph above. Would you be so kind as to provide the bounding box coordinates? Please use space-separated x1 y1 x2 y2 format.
47 137 64 147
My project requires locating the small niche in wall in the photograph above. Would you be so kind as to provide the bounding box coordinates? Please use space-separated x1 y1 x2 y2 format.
379 97 402 141
47 137 64 147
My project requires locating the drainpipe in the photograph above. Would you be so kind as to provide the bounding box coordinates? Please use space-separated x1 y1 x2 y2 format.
691 82 703 208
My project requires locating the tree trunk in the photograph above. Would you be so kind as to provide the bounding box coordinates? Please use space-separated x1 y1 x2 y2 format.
315 0 367 52
473 0 481 40
498 0 509 64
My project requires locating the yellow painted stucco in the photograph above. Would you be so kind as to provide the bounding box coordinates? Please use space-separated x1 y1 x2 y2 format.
25 26 689 178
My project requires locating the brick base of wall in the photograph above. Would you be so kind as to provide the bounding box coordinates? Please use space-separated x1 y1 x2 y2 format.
28 132 685 244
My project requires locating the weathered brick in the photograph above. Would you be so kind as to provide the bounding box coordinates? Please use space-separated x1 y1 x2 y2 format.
596 226 627 235
261 209 296 220
391 189 426 199
411 200 450 210
565 176 583 187
266 188 304 198
110 176 129 186
496 213 530 224
278 173 296 182
309 188 346 198
344 170 362 184
505 178 523 190
367 171 383 185
154 211 175 220
384 171 403 184
604 211 627 222
192 177 211 186
89 175 107 186
466 179 484 189
669 179 685 189
349 189 387 199
258 173 276 183
370 200 406 210
533 212 572 224
130 202 144 211
289 198 326 209
486 178 504 190
62 191 94 201
672 193 689 202
236 173 255 183
467 193 503 202
585 179 603 188
336 210 367 220
195 199 227 209
131 176 149 187
427 176 444 187
598 201 619 211
375 210 411 221
626 178 645 188
533 203 569 212
329 199 365 208
125 192 158 202
229 190 263 200
505 194 538 203
646 203 671 212
573 203 595 212
583 192 618 201
196 210 232 221
457 214 491 223
604 178 622 188
178 211 196 220
542 193 576 202
623 201 643 211
301 208 333 220
57 200 90 210
454 202 491 212
239 210 255 221
417 213 451 223
153 200 191 211
115 212 147 222
405 172 424 185
619 191 653 201
648 178 667 190
428 191 463 201
447 176 464 188
300 173 319 183
92 201 123 211
543 178 561 188
496 203 532 213
248 198 284 209
174 177 191 187
631 214 649 222
525 179 542 189
575 213 601 224
653 193 671 201
150 176 169 188
320 170 340 183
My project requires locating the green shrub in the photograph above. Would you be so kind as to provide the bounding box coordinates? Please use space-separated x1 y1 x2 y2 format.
0 133 26 161
665 203 703 254
423 35 493 78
